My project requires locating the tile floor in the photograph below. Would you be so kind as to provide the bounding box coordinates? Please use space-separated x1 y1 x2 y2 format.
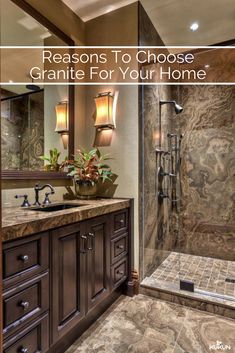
65 294 235 353
149 252 235 298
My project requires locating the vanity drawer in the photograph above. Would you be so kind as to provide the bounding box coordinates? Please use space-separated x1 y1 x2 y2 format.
111 233 128 264
3 232 49 289
3 272 49 337
112 209 128 237
3 313 49 353
111 257 128 289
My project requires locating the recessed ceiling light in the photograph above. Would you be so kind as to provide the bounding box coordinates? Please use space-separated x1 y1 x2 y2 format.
204 64 210 69
8 80 13 83
190 22 199 31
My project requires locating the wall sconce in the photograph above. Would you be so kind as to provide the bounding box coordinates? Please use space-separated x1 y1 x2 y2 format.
55 101 69 149
94 91 117 130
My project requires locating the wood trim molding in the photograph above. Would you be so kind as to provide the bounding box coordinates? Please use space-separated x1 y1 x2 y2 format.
1 171 72 180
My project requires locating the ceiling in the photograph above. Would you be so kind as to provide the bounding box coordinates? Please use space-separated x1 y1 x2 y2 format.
62 0 235 46
62 0 136 22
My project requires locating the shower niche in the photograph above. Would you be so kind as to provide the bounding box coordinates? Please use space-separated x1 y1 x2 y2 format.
140 82 235 314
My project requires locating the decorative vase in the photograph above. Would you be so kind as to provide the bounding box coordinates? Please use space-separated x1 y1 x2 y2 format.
75 180 98 199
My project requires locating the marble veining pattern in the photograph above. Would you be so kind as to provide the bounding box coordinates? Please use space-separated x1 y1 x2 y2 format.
173 85 235 261
1 89 44 171
2 199 130 242
65 294 235 353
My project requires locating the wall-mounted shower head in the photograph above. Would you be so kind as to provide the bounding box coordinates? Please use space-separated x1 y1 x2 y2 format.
160 100 183 115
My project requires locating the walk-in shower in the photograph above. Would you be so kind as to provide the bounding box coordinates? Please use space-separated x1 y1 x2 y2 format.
140 83 235 316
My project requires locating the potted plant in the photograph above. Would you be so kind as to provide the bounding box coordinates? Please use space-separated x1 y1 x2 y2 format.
62 148 113 198
40 148 61 172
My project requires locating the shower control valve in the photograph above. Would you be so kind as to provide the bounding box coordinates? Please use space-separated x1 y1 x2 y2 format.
158 192 170 200
155 148 170 156
159 169 176 178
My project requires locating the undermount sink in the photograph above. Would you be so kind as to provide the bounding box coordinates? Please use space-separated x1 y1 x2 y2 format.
28 203 86 212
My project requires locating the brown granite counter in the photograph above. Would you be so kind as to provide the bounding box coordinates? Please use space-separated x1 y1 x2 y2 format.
2 198 130 242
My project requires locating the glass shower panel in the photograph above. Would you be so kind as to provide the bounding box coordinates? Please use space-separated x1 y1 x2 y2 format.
141 83 181 291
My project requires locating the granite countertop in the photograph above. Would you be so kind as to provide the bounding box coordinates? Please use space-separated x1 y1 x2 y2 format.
2 198 130 242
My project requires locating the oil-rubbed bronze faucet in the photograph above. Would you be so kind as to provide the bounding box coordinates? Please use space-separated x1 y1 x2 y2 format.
34 184 55 206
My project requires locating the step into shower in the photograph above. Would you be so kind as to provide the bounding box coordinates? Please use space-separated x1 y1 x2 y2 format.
140 252 235 319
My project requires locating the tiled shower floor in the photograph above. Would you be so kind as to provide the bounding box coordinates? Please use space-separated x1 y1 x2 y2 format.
143 252 235 300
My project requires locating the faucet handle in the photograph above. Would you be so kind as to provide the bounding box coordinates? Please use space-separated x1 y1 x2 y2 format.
42 191 54 205
15 195 31 208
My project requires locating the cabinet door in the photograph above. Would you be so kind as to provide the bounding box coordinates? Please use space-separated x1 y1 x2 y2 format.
86 215 111 312
51 222 86 343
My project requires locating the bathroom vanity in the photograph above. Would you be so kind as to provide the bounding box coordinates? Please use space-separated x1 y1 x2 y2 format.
1 199 133 353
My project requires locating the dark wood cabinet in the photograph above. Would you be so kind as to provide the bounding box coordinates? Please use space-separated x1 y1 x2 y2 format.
3 272 49 338
3 232 49 290
51 222 86 343
86 216 111 312
2 205 133 353
3 313 49 353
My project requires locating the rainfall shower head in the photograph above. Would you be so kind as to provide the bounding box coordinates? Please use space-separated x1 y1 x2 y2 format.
160 100 183 115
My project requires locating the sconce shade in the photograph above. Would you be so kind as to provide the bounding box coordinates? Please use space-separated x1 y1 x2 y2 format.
94 92 114 128
61 132 69 149
55 101 68 132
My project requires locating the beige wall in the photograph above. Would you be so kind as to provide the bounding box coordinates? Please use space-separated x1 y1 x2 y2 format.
44 85 69 160
81 85 139 270
85 3 138 46
82 4 139 270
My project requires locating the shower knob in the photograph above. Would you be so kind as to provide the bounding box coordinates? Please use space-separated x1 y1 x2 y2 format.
158 192 169 200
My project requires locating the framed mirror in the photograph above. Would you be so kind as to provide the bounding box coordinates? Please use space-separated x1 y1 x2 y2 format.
1 0 74 179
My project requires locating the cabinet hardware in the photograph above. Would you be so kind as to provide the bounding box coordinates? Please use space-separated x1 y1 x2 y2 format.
19 348 28 353
117 270 124 275
117 244 124 250
87 233 95 251
80 235 87 254
19 301 30 310
118 219 124 224
19 255 29 263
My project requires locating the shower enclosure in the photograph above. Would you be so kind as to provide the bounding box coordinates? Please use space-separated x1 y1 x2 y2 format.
140 82 235 311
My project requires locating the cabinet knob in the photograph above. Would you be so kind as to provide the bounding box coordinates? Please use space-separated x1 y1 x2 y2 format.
19 301 30 310
117 270 124 275
19 255 29 263
117 244 124 250
119 219 124 224
19 348 28 353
